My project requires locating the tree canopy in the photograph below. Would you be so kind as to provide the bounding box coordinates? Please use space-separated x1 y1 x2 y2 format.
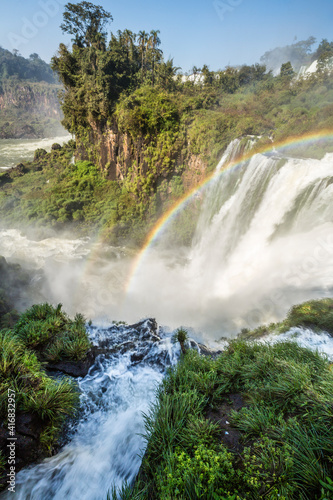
60 1 113 47
0 47 56 83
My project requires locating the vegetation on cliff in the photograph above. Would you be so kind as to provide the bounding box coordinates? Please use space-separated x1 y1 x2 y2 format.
2 3 333 245
117 304 333 499
0 47 63 138
240 298 333 340
0 48 56 84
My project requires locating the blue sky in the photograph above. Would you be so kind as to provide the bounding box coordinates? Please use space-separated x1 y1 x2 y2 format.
0 0 332 72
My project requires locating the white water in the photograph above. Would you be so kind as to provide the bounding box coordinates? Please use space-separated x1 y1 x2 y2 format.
124 149 333 338
1 140 333 337
1 137 333 498
0 321 179 499
0 135 72 170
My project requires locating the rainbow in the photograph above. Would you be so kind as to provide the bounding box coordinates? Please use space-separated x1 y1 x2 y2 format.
125 129 333 293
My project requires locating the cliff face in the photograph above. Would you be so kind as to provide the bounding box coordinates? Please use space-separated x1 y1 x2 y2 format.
0 82 62 116
0 81 63 138
76 121 208 192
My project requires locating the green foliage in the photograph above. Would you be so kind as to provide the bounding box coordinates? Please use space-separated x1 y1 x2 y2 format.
244 298 333 338
172 327 188 345
60 2 113 47
157 444 235 499
0 324 80 453
116 86 179 138
280 61 295 78
0 48 56 83
287 298 333 333
14 303 91 362
3 22 333 248
137 335 333 499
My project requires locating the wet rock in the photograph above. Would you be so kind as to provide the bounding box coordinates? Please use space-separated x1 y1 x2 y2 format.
0 172 12 186
46 347 106 378
206 393 246 453
198 343 222 358
9 163 28 177
16 413 43 440
0 415 45 492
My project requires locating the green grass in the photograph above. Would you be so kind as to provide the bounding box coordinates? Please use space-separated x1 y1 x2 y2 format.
14 303 91 362
0 328 80 452
242 298 333 339
127 338 333 499
0 302 91 455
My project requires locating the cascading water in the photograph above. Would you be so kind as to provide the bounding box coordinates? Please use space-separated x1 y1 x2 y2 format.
0 320 179 500
125 146 333 338
1 136 333 497
1 138 333 335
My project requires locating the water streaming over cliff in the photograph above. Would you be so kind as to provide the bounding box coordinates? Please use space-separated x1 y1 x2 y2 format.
125 146 333 338
1 139 333 336
0 320 179 500
1 138 333 497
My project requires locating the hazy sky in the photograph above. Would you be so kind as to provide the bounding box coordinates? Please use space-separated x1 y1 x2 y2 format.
0 0 332 71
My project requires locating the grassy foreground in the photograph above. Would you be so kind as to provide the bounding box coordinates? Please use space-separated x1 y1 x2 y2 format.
110 301 333 500
0 303 91 481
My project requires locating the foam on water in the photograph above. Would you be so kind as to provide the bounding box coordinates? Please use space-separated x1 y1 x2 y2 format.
0 135 72 170
0 321 179 500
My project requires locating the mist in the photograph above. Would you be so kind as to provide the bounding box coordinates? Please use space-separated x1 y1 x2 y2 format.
260 37 316 75
1 141 333 345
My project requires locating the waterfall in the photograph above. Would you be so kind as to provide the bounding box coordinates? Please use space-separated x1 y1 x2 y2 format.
0 320 179 500
1 137 333 498
1 139 333 336
125 145 333 338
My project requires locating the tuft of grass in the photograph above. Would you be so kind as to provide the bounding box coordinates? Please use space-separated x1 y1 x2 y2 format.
0 303 89 456
243 298 333 339
14 303 91 362
172 327 189 355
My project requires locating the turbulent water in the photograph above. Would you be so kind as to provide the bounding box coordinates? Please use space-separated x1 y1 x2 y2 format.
1 137 333 498
0 135 71 170
0 320 179 499
1 139 333 337
126 147 333 338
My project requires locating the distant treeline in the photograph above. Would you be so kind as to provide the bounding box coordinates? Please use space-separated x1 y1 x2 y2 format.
0 47 57 83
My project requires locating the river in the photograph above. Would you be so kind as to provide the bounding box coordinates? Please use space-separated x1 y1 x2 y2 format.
1 135 333 498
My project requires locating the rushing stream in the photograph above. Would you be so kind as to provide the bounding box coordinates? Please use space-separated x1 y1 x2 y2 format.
0 135 71 170
0 320 179 499
1 136 333 497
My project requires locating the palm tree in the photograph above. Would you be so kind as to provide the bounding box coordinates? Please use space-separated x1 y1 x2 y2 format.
157 58 181 89
149 29 161 86
138 30 149 83
122 29 136 63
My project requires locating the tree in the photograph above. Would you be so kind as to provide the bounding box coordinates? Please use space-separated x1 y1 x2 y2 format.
280 61 294 78
201 64 213 86
260 36 316 73
138 30 149 83
60 1 112 47
156 59 180 90
149 29 161 86
316 39 333 73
